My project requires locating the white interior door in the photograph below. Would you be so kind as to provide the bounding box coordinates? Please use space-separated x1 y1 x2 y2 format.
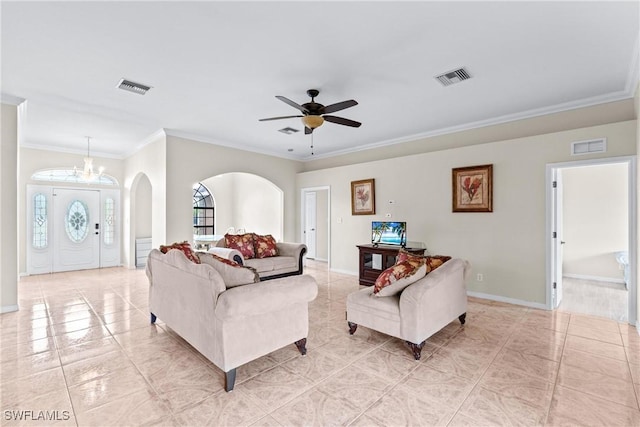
53 188 101 272
552 169 564 308
304 191 317 259
100 189 121 267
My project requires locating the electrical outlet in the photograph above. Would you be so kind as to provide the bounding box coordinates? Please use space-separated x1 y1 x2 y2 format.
477 273 483 282
385 213 392 218
337 217 343 224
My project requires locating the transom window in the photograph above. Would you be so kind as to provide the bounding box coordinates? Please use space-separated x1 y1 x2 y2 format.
31 169 118 186
193 183 214 236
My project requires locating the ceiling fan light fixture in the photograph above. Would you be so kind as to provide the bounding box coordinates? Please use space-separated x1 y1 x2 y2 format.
302 115 324 129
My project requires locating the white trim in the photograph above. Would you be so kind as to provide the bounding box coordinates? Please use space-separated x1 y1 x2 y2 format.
164 129 299 161
563 274 625 285
624 34 640 96
0 93 25 105
122 128 167 158
330 267 358 277
313 257 328 263
301 91 635 162
300 186 331 269
467 291 548 311
21 143 123 160
546 156 637 324
1 305 19 314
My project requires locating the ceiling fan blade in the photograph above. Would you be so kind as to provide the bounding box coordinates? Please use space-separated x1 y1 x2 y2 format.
322 99 358 114
305 126 313 135
259 115 303 122
323 115 362 128
276 96 309 113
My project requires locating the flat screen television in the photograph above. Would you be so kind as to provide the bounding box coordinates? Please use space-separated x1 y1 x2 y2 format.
371 221 406 246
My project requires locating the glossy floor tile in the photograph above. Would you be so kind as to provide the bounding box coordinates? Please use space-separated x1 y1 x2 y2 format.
1 261 640 426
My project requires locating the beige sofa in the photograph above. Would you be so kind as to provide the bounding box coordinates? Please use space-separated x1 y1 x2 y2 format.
146 248 318 391
346 258 470 360
212 239 307 280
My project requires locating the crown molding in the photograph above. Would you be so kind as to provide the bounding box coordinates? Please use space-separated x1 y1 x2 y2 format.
163 129 301 161
0 93 25 105
624 34 640 95
20 142 122 159
122 128 167 158
300 90 635 162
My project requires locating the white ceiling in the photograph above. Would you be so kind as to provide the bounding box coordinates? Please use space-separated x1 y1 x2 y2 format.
2 1 638 161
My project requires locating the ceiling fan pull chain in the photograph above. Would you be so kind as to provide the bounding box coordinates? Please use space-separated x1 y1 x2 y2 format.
310 133 314 155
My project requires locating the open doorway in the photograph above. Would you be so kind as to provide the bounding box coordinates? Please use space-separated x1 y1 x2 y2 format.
301 186 330 264
547 156 637 324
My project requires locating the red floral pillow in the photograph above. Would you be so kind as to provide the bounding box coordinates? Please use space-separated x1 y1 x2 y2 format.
159 241 201 264
254 234 278 259
397 250 451 273
373 259 427 297
225 233 256 259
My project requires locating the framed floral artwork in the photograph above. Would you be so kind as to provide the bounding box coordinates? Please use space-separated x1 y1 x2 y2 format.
452 164 493 212
351 178 375 215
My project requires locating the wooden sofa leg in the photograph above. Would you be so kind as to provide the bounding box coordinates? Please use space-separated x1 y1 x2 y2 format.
459 312 467 325
406 340 426 361
294 338 307 356
347 321 358 335
150 313 157 324
225 369 236 392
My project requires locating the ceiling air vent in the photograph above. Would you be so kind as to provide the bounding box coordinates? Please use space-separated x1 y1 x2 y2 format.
278 127 299 135
571 138 607 156
116 78 152 95
435 67 471 86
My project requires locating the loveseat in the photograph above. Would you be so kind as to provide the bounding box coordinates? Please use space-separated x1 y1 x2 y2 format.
211 233 307 280
146 247 317 392
347 257 470 360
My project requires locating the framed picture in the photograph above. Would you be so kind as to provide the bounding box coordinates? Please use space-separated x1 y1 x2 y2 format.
452 164 493 212
351 178 375 215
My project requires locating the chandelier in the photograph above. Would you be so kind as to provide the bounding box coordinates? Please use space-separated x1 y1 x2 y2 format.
75 136 104 182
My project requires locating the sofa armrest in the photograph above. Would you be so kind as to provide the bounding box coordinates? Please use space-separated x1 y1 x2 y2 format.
206 247 244 265
215 274 317 319
276 242 306 258
398 258 469 343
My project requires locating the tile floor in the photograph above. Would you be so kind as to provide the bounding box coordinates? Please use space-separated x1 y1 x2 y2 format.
1 260 640 426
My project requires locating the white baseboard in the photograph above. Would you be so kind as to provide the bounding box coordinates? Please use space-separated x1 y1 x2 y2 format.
467 291 548 310
19 272 28 277
313 258 328 263
1 305 19 314
563 274 625 284
330 268 358 277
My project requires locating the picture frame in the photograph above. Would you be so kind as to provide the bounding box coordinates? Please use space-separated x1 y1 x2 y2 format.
452 164 493 212
351 178 375 215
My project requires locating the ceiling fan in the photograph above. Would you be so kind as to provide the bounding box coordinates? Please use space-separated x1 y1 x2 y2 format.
259 89 361 134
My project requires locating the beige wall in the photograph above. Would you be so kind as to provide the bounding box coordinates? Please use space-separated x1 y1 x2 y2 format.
163 135 301 245
297 120 636 306
1 103 19 312
123 132 167 267
203 172 284 240
135 174 152 239
315 190 329 261
562 163 628 280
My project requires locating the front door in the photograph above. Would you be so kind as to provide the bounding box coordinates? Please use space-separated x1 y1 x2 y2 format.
52 188 101 272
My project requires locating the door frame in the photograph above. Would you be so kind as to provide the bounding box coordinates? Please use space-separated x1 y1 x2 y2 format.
545 155 637 324
300 186 331 266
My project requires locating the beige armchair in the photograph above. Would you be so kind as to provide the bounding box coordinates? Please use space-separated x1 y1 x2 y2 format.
146 249 318 391
346 258 470 360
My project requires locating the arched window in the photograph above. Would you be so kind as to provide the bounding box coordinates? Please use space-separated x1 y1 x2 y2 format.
193 183 214 236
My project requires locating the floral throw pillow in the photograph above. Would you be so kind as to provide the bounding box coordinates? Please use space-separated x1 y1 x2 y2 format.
254 234 278 259
197 252 259 287
225 233 256 259
373 259 427 297
159 241 201 264
425 255 452 272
